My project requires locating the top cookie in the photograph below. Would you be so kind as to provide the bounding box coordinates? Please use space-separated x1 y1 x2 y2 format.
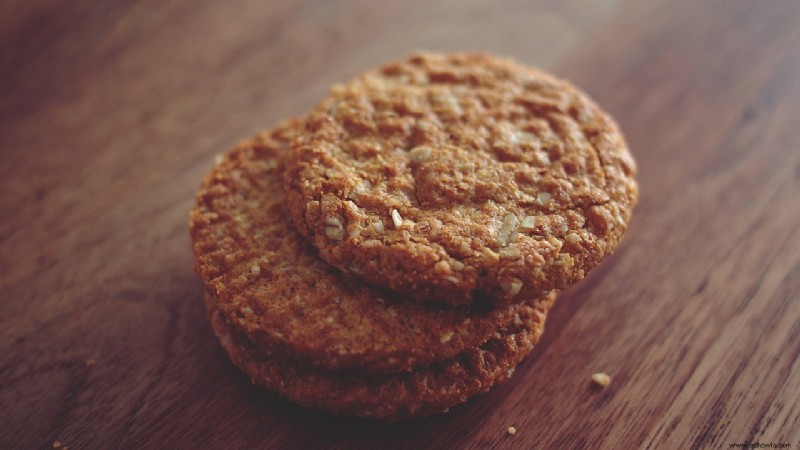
285 52 638 306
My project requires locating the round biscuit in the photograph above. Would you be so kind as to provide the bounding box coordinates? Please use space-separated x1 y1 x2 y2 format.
285 52 638 306
205 291 555 422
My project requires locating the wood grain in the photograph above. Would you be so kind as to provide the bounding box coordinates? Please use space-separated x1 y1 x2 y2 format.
2 0 799 448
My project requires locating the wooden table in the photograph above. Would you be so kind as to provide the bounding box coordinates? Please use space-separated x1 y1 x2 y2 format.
2 0 799 448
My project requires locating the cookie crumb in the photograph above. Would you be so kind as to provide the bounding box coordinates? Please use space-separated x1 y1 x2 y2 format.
53 442 61 448
85 359 96 367
592 372 611 387
507 426 517 435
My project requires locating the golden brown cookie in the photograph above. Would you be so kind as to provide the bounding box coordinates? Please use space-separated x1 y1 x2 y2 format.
284 52 638 306
190 120 551 373
205 291 555 422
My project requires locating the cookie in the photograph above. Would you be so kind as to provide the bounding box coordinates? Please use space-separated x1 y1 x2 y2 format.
205 290 555 422
284 52 638 306
190 120 552 373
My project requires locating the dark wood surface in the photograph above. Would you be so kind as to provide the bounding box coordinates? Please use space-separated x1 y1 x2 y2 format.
2 0 799 448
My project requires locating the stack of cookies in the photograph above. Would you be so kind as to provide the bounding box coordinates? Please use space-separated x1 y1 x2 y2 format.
190 53 638 422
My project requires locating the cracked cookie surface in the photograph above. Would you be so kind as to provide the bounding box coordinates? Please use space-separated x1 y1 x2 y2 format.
285 52 638 306
189 120 552 373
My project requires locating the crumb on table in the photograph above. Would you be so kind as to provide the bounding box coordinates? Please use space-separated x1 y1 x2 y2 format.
592 372 611 387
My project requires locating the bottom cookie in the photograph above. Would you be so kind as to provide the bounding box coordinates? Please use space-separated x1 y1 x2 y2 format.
206 291 556 422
